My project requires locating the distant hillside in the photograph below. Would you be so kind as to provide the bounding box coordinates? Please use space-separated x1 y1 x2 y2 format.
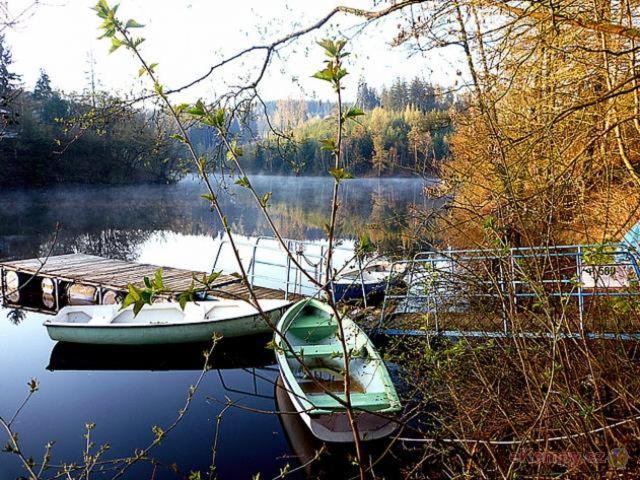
190 76 458 177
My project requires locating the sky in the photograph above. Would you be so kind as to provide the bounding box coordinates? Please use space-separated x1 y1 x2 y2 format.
3 0 464 102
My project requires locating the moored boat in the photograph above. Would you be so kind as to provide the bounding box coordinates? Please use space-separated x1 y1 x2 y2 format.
44 298 290 345
275 299 402 442
332 261 404 302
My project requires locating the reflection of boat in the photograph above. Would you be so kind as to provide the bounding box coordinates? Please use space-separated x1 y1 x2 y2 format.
47 334 275 371
44 299 290 345
275 299 402 442
275 375 325 476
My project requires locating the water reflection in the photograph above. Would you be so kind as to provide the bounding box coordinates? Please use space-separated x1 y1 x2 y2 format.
0 176 432 479
5 308 26 325
0 175 435 261
48 335 274 372
274 376 402 478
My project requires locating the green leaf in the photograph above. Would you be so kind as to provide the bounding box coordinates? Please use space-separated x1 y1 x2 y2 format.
108 37 123 54
225 140 243 161
235 176 250 188
169 133 187 143
133 300 145 316
207 271 222 284
121 293 136 310
127 284 141 301
312 68 334 83
143 276 152 289
93 0 110 18
140 290 153 304
173 103 189 115
333 67 348 83
153 82 164 95
328 167 353 183
178 293 189 310
125 18 144 29
138 63 157 77
200 193 216 203
343 106 365 120
260 192 271 208
357 232 375 256
317 39 336 55
202 108 226 130
187 100 206 118
154 268 164 290
319 138 336 152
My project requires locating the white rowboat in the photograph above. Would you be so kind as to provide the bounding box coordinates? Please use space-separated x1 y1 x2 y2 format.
44 299 290 345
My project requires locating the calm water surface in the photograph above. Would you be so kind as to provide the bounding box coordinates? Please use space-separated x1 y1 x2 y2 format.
0 175 430 479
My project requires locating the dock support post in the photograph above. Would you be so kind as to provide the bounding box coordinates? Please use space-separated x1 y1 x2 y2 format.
0 267 5 305
54 279 59 311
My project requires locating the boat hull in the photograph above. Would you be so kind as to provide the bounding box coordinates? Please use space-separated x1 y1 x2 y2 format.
46 307 286 345
280 372 398 443
332 280 386 302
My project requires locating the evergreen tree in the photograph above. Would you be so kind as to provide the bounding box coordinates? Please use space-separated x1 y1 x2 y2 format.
408 77 437 111
33 68 53 100
357 78 380 110
0 34 20 138
0 34 20 104
388 78 409 111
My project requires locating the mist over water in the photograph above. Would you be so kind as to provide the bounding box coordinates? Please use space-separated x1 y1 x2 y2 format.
0 175 431 479
0 175 434 262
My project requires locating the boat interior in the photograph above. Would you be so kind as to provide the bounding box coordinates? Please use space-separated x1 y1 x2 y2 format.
49 300 285 326
284 304 393 412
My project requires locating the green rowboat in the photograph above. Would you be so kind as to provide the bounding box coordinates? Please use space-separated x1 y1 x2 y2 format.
275 298 402 442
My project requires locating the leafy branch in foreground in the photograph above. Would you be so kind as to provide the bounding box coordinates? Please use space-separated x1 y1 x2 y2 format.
94 5 383 479
121 267 223 314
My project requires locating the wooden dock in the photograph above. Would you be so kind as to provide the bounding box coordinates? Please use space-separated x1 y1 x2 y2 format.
0 253 298 314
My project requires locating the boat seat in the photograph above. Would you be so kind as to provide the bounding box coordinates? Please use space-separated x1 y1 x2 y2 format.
87 314 113 325
288 325 337 342
285 344 345 358
308 392 391 411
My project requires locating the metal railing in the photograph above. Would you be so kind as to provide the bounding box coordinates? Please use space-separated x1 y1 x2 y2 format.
379 243 640 339
211 236 359 300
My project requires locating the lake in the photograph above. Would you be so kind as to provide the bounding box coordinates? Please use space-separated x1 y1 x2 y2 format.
0 175 432 479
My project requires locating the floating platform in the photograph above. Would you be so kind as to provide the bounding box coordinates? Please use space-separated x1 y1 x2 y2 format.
0 253 297 314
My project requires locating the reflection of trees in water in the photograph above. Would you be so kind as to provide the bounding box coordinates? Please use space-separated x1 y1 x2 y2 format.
5 309 25 325
266 183 440 255
0 177 432 260
39 229 155 261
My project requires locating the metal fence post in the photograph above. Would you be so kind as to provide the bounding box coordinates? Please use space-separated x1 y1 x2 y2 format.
284 240 292 301
357 256 368 308
576 245 584 333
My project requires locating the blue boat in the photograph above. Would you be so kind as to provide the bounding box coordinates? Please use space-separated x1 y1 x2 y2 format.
332 263 398 302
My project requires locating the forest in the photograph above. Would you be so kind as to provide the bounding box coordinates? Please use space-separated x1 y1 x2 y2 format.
0 34 184 187
238 78 455 176
4 1 640 479
1 29 455 185
191 78 456 176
